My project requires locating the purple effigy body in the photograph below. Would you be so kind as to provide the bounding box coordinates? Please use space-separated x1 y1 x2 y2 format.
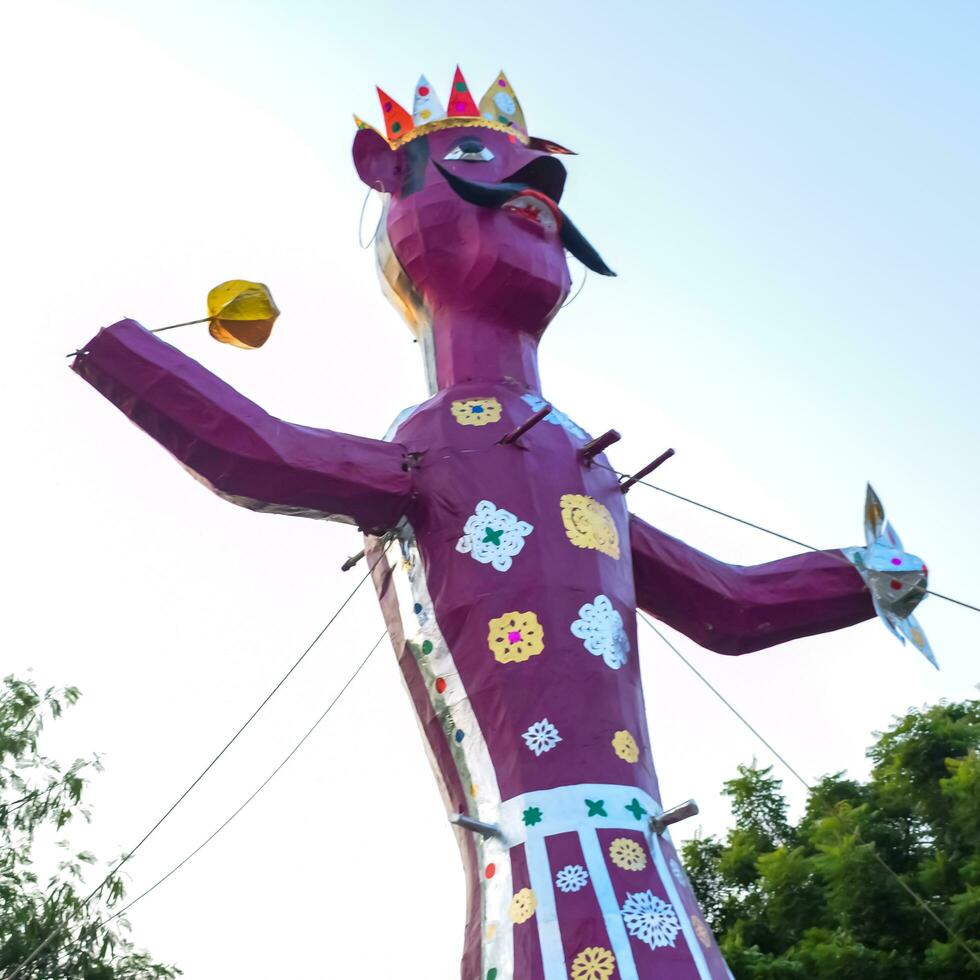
73 72 874 980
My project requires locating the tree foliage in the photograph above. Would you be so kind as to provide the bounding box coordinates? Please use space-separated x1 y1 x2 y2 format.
0 675 179 978
682 697 980 979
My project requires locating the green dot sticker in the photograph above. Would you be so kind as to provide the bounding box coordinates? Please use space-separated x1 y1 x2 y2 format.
456 81 467 92
487 970 498 980
421 640 433 655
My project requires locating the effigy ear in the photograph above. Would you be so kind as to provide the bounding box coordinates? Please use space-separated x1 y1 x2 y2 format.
352 128 402 194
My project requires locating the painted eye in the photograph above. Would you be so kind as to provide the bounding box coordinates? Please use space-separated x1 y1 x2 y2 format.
444 140 494 162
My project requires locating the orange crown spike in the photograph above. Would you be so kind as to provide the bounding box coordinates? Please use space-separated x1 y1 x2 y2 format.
447 66 480 118
376 87 414 142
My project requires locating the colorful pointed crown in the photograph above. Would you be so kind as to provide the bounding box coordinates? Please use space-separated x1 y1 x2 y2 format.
356 67 531 148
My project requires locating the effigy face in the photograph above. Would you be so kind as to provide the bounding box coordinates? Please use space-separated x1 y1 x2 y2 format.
354 125 573 335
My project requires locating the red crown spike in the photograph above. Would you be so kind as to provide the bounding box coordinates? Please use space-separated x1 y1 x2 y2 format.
376 87 414 142
447 66 480 118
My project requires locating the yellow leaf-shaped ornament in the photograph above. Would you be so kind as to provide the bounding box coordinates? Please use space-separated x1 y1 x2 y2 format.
207 280 280 349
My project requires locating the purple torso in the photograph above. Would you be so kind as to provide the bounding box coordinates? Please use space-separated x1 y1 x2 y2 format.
373 383 728 980
395 382 658 802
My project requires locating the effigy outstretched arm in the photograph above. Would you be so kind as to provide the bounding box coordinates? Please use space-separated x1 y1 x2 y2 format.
629 513 875 655
72 319 413 532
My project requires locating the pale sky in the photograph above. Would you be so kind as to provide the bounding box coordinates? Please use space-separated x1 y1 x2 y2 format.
3 2 979 977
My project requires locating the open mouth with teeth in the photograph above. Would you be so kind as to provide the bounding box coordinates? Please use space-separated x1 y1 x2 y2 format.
503 189 562 232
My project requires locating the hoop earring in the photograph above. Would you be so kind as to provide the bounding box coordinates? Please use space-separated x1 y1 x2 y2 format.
561 261 589 308
358 183 385 249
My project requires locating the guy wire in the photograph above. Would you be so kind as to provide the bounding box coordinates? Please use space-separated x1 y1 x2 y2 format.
3 538 392 980
639 613 980 968
596 462 979 615
102 629 388 929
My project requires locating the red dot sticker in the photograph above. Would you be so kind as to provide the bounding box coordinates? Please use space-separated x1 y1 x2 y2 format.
485 863 496 879
418 85 429 96
435 677 447 694
890 580 902 590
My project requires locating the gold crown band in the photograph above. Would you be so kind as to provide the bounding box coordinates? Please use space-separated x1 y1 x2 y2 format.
390 116 529 150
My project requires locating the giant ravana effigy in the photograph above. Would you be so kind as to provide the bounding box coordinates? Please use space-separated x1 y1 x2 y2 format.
72 69 931 980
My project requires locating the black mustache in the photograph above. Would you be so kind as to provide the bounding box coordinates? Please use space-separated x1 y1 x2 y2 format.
433 163 616 277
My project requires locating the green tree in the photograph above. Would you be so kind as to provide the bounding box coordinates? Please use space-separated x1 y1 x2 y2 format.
683 698 980 979
0 675 179 979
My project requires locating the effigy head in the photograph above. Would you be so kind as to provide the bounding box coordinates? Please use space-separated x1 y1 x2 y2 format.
352 68 614 339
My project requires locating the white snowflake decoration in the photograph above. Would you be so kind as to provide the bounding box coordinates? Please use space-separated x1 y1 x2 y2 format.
456 499 533 573
570 595 630 670
669 858 687 889
621 890 681 950
555 865 589 893
521 393 589 441
494 90 517 115
522 718 562 757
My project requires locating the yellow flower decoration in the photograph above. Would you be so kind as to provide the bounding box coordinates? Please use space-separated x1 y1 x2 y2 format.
612 729 640 764
609 837 647 871
508 887 537 924
487 611 544 664
692 915 712 948
559 494 620 559
451 397 502 427
570 946 616 980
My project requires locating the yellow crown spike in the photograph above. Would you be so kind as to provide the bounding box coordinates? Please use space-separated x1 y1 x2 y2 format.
479 71 526 136
354 114 381 135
